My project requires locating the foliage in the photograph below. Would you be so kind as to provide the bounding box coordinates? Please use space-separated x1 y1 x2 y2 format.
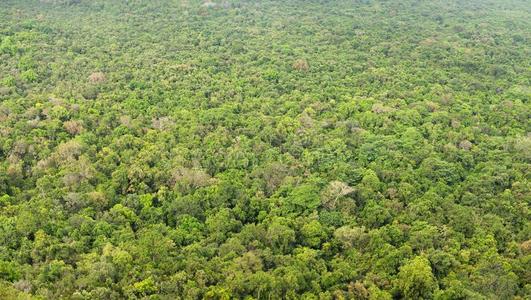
0 0 529 299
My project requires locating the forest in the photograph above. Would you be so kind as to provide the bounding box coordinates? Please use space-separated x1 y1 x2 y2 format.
0 0 529 299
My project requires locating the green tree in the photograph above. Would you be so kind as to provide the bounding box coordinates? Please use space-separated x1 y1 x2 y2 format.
396 256 438 299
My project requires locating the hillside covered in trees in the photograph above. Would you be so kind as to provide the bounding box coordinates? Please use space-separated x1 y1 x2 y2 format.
0 0 530 299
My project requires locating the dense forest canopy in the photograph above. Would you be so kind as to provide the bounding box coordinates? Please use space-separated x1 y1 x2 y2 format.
0 0 530 299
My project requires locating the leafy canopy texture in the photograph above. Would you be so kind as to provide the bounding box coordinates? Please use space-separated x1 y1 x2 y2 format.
0 0 529 299
397 256 438 299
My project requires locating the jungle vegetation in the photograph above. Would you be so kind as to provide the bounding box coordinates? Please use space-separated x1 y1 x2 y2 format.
0 0 530 299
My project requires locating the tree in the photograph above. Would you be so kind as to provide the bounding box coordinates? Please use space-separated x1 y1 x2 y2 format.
396 256 438 299
320 181 354 210
292 59 309 72
286 184 321 212
300 220 327 248
267 217 296 253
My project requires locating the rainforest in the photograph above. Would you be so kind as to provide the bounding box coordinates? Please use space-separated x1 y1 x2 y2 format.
0 0 530 299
